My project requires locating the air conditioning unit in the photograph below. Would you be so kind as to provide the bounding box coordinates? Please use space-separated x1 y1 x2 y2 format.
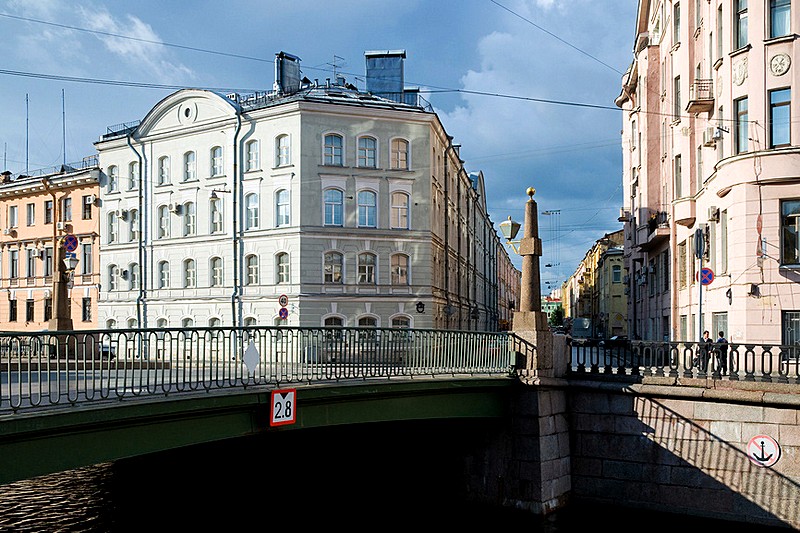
702 127 717 147
708 206 720 222
56 222 66 231
713 126 723 140
2 229 9 235
43 289 51 298
89 194 97 205
118 209 128 221
169 203 182 214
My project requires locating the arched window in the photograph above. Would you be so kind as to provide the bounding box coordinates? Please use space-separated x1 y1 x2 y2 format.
106 318 117 329
158 156 170 185
392 316 411 328
275 134 290 167
391 138 409 169
158 261 170 288
246 140 260 171
324 188 343 226
357 190 377 227
209 317 221 327
323 134 343 165
210 257 223 286
391 253 409 285
158 205 170 238
210 198 223 233
127 318 138 329
245 193 259 230
128 161 139 190
107 166 118 192
244 316 257 326
108 264 118 290
246 254 259 285
128 263 139 290
107 212 118 243
357 136 377 168
324 252 343 283
324 316 344 327
210 146 223 176
276 252 290 284
358 316 378 328
183 202 196 236
183 259 196 288
183 151 196 182
358 252 376 284
276 189 290 226
391 192 410 229
129 209 139 242
182 317 194 328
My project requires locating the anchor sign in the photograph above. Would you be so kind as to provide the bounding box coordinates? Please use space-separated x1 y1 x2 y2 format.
747 435 781 467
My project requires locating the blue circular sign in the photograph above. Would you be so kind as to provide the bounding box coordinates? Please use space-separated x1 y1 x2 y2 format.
278 307 289 319
62 234 78 252
700 267 714 286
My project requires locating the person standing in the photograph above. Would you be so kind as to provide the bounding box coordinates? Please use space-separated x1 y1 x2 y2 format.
698 330 712 371
716 331 729 375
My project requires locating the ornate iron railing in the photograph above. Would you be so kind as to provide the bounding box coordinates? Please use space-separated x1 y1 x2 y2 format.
0 327 516 412
569 339 800 383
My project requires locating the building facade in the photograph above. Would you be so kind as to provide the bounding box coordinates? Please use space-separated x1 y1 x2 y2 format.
617 0 799 343
0 162 101 331
95 50 519 331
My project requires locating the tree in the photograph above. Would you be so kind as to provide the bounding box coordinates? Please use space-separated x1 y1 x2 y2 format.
549 307 564 327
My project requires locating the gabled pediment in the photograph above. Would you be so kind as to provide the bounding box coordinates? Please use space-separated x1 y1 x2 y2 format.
136 89 239 137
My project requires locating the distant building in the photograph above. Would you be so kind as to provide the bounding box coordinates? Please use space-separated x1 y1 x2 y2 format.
95 50 519 331
617 1 800 343
0 161 101 331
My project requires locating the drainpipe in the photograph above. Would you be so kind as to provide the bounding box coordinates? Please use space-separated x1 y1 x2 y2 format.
230 108 242 327
443 136 454 328
126 133 144 327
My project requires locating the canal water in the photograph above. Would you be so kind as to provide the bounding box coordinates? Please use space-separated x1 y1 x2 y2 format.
0 420 790 531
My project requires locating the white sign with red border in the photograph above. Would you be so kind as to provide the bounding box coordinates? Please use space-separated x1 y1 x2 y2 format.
270 388 297 427
278 294 289 307
747 434 780 467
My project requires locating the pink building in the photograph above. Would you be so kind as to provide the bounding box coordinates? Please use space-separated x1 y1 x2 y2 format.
617 0 798 344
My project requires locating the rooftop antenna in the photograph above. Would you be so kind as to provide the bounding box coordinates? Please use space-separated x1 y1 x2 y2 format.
327 55 346 79
25 93 29 176
62 89 66 167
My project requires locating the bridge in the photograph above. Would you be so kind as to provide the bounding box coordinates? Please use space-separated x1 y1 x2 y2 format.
3 326 800 529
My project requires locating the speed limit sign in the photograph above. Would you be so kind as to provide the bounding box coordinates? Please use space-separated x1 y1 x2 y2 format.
279 294 288 307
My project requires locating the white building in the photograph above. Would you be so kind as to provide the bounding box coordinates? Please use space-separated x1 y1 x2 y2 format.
95 50 518 330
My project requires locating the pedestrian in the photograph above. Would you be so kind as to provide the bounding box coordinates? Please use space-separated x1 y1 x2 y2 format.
716 331 729 375
698 330 712 371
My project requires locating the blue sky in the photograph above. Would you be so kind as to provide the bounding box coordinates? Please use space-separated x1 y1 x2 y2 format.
0 0 638 285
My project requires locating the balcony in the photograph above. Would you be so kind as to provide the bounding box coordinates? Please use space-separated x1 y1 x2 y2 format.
674 197 696 226
686 79 714 114
637 211 670 252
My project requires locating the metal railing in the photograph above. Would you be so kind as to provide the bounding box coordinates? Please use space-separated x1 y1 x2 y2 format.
569 338 800 383
0 327 516 412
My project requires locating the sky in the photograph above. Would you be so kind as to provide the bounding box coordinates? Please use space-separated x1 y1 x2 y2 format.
0 0 639 289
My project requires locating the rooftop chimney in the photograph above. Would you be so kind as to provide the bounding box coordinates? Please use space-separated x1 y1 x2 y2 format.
274 51 302 95
364 50 406 99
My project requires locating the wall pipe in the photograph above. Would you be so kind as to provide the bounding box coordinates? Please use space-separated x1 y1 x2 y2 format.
126 133 144 328
230 108 243 327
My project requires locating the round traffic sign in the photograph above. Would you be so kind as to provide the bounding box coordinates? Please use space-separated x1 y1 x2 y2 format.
279 294 289 307
694 228 705 259
278 307 289 319
62 234 78 252
747 435 780 467
700 267 714 286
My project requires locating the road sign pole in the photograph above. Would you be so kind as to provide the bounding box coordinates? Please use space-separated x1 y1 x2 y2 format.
695 227 704 342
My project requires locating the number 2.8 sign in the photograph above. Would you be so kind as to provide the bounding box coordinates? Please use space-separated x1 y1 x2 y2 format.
270 388 297 426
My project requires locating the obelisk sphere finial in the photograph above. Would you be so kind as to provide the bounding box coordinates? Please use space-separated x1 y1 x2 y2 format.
526 187 536 199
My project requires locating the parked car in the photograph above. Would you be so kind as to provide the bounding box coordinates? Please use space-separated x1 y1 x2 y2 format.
598 335 629 349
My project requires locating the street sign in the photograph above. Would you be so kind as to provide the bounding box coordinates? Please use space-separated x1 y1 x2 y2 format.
278 307 289 319
747 435 780 467
700 267 714 286
63 234 78 252
694 227 705 259
278 294 288 307
270 388 297 426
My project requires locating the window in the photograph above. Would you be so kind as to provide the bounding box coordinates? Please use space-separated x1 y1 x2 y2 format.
783 311 800 345
359 316 378 328
734 0 748 49
392 316 411 328
158 205 170 239
82 195 92 220
44 298 52 321
276 189 290 226
246 140 260 171
210 146 223 176
720 210 728 274
107 212 118 243
770 88 790 148
771 0 790 38
129 209 139 242
106 318 116 329
210 198 223 233
183 259 196 288
678 241 687 288
391 254 409 285
129 263 139 290
128 161 139 190
26 248 36 279
275 135 290 167
108 264 118 291
245 193 259 230
324 189 343 226
673 76 681 120
735 97 748 154
357 190 377 227
324 134 343 165
612 265 622 283
8 205 17 227
8 299 16 322
9 250 18 279
26 299 34 322
158 261 170 288
673 2 681 44
390 192 409 229
82 297 92 322
358 252 376 284
44 201 53 224
184 151 196 182
246 254 259 285
43 247 52 277
81 243 92 276
183 202 195 236
391 139 409 170
107 166 118 192
324 252 343 283
182 317 194 328
357 136 377 168
61 198 71 221
128 318 138 329
25 203 34 226
211 257 223 287
276 252 289 284
781 200 800 265
158 156 170 185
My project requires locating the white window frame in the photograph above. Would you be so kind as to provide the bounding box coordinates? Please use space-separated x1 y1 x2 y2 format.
323 133 344 166
210 146 223 176
357 136 377 168
275 135 290 167
246 140 260 172
184 151 196 182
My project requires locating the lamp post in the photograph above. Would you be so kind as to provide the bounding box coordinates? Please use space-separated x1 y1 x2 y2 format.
48 243 78 331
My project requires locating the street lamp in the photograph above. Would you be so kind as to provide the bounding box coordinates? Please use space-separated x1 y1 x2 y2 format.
499 216 522 253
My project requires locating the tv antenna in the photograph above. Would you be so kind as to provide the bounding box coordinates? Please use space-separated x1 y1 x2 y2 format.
327 55 346 78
